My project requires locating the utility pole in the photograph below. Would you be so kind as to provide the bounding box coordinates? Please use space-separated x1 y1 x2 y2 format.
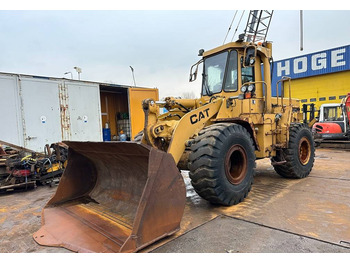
300 10 304 51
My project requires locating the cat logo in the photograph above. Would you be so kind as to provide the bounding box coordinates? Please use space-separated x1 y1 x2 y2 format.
190 108 210 124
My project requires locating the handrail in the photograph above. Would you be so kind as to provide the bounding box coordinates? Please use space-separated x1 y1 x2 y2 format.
276 76 292 111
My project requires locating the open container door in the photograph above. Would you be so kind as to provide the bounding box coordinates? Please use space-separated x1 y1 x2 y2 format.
128 87 159 140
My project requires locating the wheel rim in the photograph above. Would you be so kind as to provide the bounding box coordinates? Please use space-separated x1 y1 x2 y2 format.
298 137 311 165
225 144 247 185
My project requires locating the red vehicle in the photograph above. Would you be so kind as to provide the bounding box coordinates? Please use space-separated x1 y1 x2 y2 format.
312 93 350 140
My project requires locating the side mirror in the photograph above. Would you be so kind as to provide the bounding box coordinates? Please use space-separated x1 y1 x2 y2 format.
189 59 203 82
243 46 257 67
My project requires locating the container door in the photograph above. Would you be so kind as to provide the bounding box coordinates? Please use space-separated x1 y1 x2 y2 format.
65 82 102 141
20 78 62 153
0 75 23 146
128 87 159 139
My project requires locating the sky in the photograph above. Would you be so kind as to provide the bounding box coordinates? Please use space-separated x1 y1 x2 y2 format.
1 2 350 99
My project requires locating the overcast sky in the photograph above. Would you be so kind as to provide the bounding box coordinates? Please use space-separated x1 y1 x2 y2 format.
1 4 350 98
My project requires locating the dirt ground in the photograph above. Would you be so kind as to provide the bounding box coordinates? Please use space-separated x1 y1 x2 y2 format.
0 148 349 253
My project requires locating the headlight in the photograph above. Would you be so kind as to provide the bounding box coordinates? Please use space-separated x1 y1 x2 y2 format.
241 85 247 92
247 84 255 92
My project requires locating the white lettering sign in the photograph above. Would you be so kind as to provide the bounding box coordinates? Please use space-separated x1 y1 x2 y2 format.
331 48 346 67
275 48 347 77
293 57 307 74
311 53 327 70
277 61 290 77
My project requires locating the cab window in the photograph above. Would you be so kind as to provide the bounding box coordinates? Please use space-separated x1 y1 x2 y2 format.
202 52 228 95
324 106 343 121
241 66 254 84
224 51 238 92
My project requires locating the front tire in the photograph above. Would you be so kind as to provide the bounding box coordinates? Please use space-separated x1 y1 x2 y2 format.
272 123 315 178
188 123 256 206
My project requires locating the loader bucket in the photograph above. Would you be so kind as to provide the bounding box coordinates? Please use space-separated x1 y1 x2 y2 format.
33 141 186 253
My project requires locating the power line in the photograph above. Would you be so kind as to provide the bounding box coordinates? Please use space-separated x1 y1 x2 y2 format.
231 10 246 42
223 10 238 45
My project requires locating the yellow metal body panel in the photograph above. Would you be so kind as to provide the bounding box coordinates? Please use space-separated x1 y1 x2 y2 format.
213 95 299 159
255 122 273 158
128 88 159 139
203 41 272 59
285 71 350 110
167 99 223 164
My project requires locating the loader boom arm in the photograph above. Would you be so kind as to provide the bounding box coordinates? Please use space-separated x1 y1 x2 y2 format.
142 97 224 164
167 98 223 164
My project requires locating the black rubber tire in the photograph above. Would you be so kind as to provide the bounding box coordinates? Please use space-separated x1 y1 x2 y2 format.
272 123 315 179
188 123 256 206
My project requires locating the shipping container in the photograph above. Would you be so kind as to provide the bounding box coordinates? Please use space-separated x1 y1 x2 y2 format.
0 72 158 153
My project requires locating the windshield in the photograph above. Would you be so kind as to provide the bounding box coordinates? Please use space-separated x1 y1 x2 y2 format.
324 106 344 121
202 52 228 95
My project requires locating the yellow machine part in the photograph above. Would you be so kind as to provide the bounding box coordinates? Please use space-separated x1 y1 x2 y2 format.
36 162 62 174
47 163 61 173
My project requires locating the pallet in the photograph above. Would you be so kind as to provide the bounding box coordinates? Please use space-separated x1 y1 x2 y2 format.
0 181 36 193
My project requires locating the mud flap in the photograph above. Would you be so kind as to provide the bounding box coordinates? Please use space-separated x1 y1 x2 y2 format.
33 141 186 253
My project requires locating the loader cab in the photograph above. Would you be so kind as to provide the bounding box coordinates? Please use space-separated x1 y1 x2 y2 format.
201 48 255 97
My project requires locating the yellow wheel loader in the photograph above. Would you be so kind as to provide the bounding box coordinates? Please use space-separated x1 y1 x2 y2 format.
34 40 315 252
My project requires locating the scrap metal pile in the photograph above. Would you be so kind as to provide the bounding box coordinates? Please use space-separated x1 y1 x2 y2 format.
0 142 68 193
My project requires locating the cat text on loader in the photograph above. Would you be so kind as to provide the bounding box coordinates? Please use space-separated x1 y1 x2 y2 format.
34 40 315 253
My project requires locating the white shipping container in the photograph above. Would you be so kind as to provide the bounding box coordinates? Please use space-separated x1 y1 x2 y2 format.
0 73 102 152
0 75 22 146
64 81 102 141
20 77 62 152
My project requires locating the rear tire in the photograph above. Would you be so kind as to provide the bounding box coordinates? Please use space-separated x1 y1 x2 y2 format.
272 123 315 178
188 123 256 206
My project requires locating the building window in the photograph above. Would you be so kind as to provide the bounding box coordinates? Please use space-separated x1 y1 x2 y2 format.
310 98 316 102
329 96 336 100
339 95 346 99
301 99 307 103
319 97 326 101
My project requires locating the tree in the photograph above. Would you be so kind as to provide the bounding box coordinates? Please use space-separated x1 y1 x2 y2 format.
181 91 197 99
